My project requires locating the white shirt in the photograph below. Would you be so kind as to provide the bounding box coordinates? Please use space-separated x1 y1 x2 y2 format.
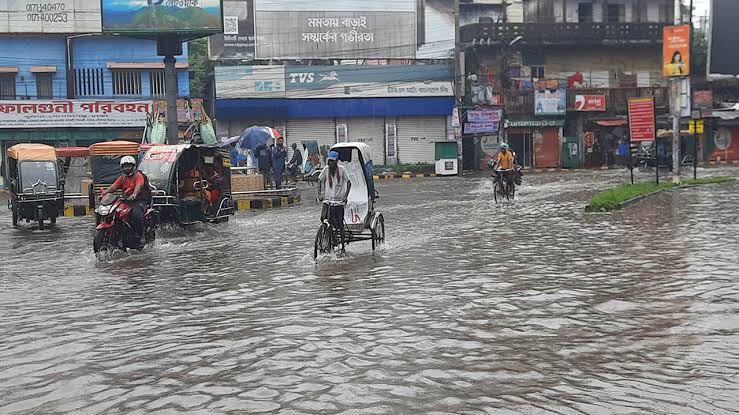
319 165 350 202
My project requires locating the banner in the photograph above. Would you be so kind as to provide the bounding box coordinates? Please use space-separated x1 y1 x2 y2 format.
663 25 690 77
208 0 255 60
0 0 102 33
464 122 499 134
0 100 151 129
575 95 606 112
535 88 566 116
467 109 502 123
152 98 204 123
215 65 286 98
628 97 655 142
101 0 223 33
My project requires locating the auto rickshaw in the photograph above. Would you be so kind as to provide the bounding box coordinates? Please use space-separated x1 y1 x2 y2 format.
87 140 140 207
6 144 65 229
138 144 235 225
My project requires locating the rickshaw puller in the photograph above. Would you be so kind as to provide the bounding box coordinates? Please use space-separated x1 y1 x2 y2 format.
318 151 352 245
102 156 148 243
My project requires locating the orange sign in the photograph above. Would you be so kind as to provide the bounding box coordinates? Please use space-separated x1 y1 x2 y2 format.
663 25 690 77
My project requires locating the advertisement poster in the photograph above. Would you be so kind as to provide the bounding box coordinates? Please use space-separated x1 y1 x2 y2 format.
467 109 502 123
152 98 204 123
663 24 690 77
628 97 656 142
575 95 606 111
254 0 454 59
101 0 223 33
0 100 151 128
209 0 255 60
535 88 566 116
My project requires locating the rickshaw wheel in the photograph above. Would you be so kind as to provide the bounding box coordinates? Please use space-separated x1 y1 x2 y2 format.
314 223 334 259
50 216 56 224
371 215 385 251
38 219 44 230
11 206 18 227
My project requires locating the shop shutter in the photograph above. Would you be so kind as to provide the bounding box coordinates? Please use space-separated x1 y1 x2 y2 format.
395 116 447 164
286 118 336 156
337 117 386 165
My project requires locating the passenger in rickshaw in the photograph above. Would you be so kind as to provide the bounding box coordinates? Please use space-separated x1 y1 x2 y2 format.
178 155 211 213
287 142 303 178
318 151 352 243
204 155 227 208
101 156 149 244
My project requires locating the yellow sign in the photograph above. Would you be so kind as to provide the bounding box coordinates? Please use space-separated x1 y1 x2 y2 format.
689 120 704 134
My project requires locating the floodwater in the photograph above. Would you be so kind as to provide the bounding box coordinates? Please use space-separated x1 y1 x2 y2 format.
1 168 738 414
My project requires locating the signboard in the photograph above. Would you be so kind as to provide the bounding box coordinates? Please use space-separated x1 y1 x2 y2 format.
451 107 460 128
467 109 502 123
694 90 714 109
689 120 705 134
0 0 102 33
0 100 151 128
101 0 223 33
535 88 566 116
215 65 286 98
208 0 255 60
575 95 606 112
708 0 739 76
284 64 453 99
663 24 690 77
627 97 656 142
464 122 500 134
254 0 454 59
504 119 565 128
152 98 204 123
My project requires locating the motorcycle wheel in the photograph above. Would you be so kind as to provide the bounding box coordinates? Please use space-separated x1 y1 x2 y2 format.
93 229 110 253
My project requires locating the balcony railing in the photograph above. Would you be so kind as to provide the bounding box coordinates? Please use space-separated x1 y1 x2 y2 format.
461 22 667 45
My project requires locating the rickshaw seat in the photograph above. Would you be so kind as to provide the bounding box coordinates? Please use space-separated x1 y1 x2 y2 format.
340 160 370 229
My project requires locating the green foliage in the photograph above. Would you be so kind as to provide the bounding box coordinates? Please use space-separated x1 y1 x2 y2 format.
188 38 212 99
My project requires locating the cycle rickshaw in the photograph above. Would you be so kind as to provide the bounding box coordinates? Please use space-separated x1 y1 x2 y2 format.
314 142 385 259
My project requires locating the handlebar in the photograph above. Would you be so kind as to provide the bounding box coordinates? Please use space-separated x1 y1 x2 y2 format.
316 198 346 206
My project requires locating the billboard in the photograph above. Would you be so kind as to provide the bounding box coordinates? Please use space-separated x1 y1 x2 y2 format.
284 64 453 98
535 88 566 116
663 25 690 77
0 0 101 33
0 100 150 128
628 97 655 142
254 0 454 59
208 0 255 60
215 65 286 98
575 95 606 112
101 0 223 33
708 0 739 76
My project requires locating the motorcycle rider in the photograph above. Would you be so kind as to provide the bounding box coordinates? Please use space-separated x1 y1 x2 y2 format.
101 156 148 244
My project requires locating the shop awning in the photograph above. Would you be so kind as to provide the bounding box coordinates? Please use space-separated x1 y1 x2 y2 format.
595 119 628 126
30 66 57 73
0 66 19 73
107 62 189 70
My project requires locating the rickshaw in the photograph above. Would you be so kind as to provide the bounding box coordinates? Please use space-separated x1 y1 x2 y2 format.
87 140 140 206
138 144 235 225
314 142 385 259
6 144 65 229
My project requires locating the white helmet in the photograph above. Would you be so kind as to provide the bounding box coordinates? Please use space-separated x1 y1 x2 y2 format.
120 155 136 166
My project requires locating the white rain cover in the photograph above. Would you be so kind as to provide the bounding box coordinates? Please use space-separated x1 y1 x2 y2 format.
339 150 368 230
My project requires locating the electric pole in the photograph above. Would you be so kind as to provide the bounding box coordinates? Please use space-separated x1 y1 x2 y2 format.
671 0 683 182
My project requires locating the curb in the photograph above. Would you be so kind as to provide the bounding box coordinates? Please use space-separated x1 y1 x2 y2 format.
373 173 438 180
235 194 301 210
63 205 95 217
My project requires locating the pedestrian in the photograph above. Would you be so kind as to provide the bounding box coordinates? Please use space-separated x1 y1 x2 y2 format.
618 139 629 166
257 142 273 189
287 142 303 181
229 142 245 171
272 137 287 190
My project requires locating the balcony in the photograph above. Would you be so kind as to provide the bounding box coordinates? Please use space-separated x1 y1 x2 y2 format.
461 22 667 46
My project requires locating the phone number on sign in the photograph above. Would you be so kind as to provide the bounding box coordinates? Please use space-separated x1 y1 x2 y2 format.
27 13 68 22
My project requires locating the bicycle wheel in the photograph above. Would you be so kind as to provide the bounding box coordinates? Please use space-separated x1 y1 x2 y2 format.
509 183 516 200
493 181 500 203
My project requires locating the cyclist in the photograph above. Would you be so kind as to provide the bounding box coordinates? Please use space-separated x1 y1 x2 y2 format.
317 151 352 249
495 142 515 191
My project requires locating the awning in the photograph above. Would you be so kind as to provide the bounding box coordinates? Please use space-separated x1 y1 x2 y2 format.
595 119 628 126
30 66 57 73
56 146 90 157
107 62 189 70
0 66 19 73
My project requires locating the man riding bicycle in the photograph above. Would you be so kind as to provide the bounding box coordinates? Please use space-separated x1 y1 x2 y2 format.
318 151 352 247
494 142 515 190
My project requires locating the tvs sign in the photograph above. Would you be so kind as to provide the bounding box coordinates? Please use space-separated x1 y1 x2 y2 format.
575 95 606 112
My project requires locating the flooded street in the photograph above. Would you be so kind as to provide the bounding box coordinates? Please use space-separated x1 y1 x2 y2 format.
1 169 738 414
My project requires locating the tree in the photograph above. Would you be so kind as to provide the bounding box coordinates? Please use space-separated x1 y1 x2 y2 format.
188 38 212 99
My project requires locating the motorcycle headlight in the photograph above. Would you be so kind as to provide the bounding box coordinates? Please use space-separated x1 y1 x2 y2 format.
96 205 112 216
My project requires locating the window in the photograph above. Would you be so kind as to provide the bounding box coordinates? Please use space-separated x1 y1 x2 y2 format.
149 70 166 98
35 73 53 99
74 68 105 97
606 4 625 23
659 2 674 23
578 2 593 23
0 74 16 100
112 70 142 96
531 66 545 80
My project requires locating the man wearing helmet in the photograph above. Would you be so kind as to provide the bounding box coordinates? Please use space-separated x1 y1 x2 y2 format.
495 142 515 190
102 156 148 243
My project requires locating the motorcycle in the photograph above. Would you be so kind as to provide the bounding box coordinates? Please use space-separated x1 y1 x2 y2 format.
93 193 158 253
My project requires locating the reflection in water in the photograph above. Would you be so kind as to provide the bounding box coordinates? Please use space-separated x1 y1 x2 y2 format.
0 168 738 414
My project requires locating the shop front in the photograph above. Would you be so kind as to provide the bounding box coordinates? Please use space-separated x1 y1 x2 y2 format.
582 118 629 168
504 118 565 168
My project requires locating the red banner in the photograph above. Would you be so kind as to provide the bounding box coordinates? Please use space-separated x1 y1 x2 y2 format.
628 98 655 142
575 95 606 111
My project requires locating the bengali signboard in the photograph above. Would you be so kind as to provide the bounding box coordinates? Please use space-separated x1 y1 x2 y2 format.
0 100 151 128
254 0 454 59
208 0 255 60
628 97 656 142
663 24 690 77
535 87 567 116
0 0 102 33
467 109 502 123
463 122 499 134
575 95 606 111
101 0 223 34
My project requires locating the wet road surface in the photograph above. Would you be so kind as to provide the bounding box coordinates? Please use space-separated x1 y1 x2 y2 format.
1 168 738 414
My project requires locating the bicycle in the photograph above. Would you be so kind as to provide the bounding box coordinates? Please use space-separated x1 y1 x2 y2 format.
493 169 515 203
314 200 346 259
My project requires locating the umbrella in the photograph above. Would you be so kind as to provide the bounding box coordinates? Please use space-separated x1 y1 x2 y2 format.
220 136 240 146
238 126 282 154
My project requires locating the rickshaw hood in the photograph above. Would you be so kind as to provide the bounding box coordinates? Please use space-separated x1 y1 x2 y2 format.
7 144 57 161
